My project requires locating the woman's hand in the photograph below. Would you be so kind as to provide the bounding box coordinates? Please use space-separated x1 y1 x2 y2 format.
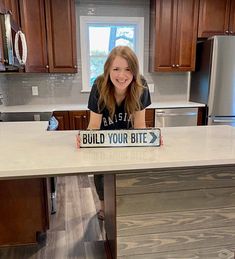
76 133 81 149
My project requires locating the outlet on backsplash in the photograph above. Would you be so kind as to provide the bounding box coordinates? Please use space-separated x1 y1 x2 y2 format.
32 86 39 96
148 83 154 93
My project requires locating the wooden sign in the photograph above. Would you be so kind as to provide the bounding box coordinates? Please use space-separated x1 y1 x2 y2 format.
79 128 161 148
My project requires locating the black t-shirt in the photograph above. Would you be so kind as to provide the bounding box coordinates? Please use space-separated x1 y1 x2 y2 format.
88 77 151 130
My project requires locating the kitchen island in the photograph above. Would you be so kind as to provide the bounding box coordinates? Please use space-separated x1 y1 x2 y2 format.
0 123 235 258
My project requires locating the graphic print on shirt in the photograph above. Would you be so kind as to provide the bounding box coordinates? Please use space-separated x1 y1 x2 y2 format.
102 112 132 127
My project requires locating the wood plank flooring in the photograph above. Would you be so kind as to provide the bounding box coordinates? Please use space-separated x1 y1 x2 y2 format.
0 175 106 259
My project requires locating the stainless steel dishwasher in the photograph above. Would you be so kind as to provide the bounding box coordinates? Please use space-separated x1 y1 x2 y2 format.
155 108 198 127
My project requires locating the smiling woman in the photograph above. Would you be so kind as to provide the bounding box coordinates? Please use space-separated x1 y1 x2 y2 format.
80 45 151 221
79 16 144 91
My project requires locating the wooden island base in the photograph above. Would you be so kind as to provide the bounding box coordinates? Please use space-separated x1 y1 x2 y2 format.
104 165 235 258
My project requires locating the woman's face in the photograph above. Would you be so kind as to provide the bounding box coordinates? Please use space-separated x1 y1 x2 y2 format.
109 56 133 94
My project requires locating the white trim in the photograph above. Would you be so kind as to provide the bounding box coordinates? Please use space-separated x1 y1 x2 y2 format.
80 16 144 92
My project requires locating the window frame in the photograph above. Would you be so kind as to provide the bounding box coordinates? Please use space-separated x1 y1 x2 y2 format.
80 16 144 92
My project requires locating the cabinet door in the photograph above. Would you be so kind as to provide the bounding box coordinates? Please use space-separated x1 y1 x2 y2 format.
69 111 89 130
145 108 155 128
229 0 235 34
197 106 207 125
45 0 77 73
198 0 230 37
175 0 199 71
19 0 48 72
53 111 70 130
0 0 4 10
150 0 177 72
3 0 20 25
150 0 198 72
0 178 49 245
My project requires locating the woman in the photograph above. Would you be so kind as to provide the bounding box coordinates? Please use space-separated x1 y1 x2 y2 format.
79 45 151 220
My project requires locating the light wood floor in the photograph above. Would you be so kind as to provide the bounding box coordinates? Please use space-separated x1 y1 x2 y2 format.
0 175 107 259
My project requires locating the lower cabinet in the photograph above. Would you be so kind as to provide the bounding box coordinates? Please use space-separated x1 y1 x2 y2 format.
53 109 155 130
53 110 89 130
197 106 208 125
52 111 70 130
145 108 155 127
69 111 90 130
0 178 50 246
53 108 206 130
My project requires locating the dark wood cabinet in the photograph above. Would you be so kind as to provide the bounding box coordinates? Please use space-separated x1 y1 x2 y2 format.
1 0 20 25
0 178 49 246
0 16 5 71
198 0 235 37
69 110 90 130
45 0 77 73
19 0 48 72
149 0 199 72
53 110 90 130
145 108 155 127
19 0 77 73
53 109 155 130
230 0 235 34
0 0 20 71
52 111 70 130
197 106 208 126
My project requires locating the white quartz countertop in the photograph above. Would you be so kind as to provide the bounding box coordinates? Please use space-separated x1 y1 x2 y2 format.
0 101 205 113
0 122 234 179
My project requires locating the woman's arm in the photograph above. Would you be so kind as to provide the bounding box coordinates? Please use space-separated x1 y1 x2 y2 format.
133 109 146 129
76 111 102 148
87 111 102 129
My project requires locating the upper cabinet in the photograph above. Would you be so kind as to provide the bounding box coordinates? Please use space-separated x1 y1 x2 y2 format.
198 0 235 37
0 0 20 25
0 0 20 71
19 0 77 73
0 17 4 71
149 0 199 72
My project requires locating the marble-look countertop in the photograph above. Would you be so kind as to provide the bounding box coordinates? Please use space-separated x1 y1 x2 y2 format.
0 122 234 179
0 101 205 113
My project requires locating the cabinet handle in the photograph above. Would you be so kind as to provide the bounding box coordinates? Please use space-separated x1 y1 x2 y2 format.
225 30 229 34
230 31 233 34
83 115 86 119
172 64 175 67
176 64 179 67
74 65 77 68
46 65 49 68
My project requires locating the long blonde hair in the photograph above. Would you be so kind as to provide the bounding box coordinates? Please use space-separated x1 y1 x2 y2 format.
96 46 144 119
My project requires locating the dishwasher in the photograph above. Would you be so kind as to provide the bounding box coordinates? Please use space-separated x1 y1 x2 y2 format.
155 108 198 127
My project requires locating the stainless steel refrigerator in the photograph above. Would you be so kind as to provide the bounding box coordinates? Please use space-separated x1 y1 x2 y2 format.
190 36 235 126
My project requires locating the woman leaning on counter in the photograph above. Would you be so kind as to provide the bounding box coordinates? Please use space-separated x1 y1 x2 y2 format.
77 45 151 220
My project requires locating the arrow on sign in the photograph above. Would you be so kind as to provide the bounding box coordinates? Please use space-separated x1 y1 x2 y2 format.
150 132 158 143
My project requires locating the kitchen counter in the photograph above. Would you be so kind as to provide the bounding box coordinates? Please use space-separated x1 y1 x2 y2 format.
1 122 235 257
0 101 205 113
0 123 234 179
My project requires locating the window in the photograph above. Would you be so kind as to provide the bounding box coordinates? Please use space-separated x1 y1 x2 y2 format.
80 16 144 92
